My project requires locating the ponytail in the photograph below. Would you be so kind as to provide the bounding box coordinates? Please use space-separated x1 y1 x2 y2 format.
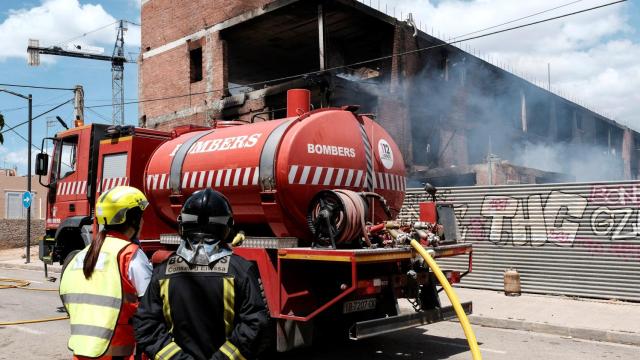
83 230 107 279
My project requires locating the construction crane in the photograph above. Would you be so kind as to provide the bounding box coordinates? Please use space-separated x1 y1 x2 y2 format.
27 20 131 125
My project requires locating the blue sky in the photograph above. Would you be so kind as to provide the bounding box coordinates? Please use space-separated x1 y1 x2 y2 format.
0 0 140 174
0 0 638 175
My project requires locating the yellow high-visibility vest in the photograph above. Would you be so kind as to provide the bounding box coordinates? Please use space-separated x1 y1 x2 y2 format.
59 236 130 358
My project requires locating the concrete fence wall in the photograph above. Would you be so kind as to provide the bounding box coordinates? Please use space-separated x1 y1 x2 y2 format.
0 219 45 249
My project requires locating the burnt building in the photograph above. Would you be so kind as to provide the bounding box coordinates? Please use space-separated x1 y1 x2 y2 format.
139 0 639 185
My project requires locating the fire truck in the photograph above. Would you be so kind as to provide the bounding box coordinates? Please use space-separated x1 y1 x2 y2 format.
36 89 473 351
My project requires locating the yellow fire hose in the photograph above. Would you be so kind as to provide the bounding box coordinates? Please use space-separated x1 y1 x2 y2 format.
410 240 483 360
0 278 69 326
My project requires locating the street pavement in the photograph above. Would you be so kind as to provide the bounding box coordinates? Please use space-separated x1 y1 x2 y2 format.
1 248 640 359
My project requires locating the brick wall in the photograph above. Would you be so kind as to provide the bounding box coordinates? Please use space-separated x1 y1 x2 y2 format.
140 0 270 127
0 219 45 249
141 0 272 51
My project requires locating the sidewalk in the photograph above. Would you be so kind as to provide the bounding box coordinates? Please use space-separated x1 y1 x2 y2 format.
403 287 640 346
0 246 61 273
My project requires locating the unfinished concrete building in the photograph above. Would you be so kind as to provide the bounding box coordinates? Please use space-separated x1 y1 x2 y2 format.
139 0 640 186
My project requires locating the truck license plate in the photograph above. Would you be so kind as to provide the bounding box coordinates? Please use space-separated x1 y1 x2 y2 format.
343 298 377 314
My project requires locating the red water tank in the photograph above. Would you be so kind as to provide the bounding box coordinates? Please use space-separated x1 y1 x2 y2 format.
144 103 406 242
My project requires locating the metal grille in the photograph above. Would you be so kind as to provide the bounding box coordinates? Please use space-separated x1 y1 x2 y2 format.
102 153 128 179
400 181 640 302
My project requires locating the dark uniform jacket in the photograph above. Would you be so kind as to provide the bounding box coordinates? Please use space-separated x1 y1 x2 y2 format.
133 253 269 360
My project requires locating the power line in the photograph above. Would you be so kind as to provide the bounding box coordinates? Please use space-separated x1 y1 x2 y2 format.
0 83 75 91
0 99 73 135
448 0 587 41
1 92 72 113
85 0 627 110
51 21 119 48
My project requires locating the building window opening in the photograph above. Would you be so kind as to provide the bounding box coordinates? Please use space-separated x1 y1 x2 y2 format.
190 47 203 83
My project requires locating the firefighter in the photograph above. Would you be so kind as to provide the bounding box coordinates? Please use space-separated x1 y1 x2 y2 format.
133 188 269 360
59 186 153 360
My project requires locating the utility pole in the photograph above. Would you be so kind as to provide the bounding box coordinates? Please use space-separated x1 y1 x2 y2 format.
27 94 32 263
0 89 32 263
74 85 85 122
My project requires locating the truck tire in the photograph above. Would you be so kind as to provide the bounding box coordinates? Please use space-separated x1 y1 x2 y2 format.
61 249 81 274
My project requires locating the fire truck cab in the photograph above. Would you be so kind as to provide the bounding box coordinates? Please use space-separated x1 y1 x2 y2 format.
37 123 170 264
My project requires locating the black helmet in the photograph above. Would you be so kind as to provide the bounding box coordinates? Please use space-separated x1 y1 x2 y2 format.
178 188 234 243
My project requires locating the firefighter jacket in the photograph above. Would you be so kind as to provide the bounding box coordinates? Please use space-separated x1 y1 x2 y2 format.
59 233 141 358
133 253 269 360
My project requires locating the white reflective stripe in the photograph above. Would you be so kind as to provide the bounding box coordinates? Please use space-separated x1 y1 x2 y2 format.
125 177 130 186
198 171 206 188
288 165 298 184
299 166 311 184
189 171 198 188
81 181 87 194
242 167 251 186
160 173 167 190
334 168 344 186
71 181 77 194
323 168 334 186
354 170 363 189
233 168 241 186
62 293 121 308
207 170 215 187
403 177 406 191
151 175 158 190
378 173 385 189
224 169 232 187
58 182 64 195
146 176 152 190
70 324 114 340
215 170 223 187
311 167 323 185
252 167 259 185
361 171 367 188
392 175 398 191
182 172 189 188
345 169 354 187
386 173 391 190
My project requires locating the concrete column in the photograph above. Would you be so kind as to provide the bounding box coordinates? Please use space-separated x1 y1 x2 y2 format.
622 128 635 179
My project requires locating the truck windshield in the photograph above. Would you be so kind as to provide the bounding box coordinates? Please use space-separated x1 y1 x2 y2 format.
50 136 78 183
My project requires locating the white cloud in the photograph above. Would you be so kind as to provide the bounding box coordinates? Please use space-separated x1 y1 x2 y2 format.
0 0 141 62
0 145 38 175
383 0 638 128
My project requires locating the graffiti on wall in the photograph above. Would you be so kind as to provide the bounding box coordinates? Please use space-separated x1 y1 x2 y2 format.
401 183 640 261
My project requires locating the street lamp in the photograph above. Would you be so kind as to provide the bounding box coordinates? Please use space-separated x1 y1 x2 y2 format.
0 88 33 264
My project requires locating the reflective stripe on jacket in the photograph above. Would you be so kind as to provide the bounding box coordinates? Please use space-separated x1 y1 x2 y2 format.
60 236 137 358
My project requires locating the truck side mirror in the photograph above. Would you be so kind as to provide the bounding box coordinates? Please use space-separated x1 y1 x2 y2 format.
35 153 49 176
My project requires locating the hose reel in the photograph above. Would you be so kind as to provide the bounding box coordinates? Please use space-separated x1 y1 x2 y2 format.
307 190 371 248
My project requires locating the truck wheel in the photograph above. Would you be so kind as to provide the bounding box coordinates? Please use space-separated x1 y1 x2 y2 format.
61 250 81 274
